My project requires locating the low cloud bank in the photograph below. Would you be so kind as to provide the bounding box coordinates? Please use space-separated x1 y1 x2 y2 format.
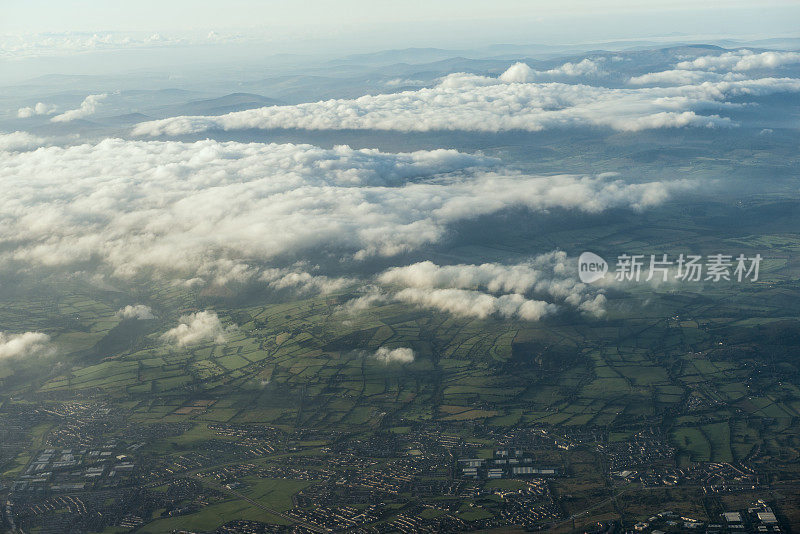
374 347 415 364
18 102 57 118
342 251 608 321
115 304 155 320
0 331 54 360
0 139 685 286
0 131 46 152
161 311 231 347
132 61 800 136
51 93 107 122
676 50 800 72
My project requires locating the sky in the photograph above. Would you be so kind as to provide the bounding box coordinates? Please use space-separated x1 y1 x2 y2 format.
1 1 799 85
3 1 800 46
2 0 799 34
2 0 799 85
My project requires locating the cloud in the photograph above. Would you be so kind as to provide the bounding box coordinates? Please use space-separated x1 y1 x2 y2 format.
379 255 568 294
498 62 537 83
499 60 603 83
374 346 414 364
547 58 603 77
385 78 426 87
627 69 747 86
0 131 46 152
51 93 107 122
374 251 606 320
260 268 354 294
630 50 800 86
131 62 800 136
0 31 249 60
0 331 54 360
578 293 607 317
161 311 230 346
17 102 57 118
115 304 155 320
0 138 684 283
395 288 556 320
676 50 800 72
338 286 387 313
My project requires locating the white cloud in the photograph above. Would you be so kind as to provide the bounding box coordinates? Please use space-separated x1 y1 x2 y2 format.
0 139 684 283
115 304 154 320
0 331 53 360
676 50 800 72
395 287 556 321
379 255 567 294
374 251 606 320
630 50 800 86
161 310 230 346
0 131 45 152
17 102 57 118
51 93 107 122
578 293 607 317
498 62 537 83
339 286 387 313
260 268 354 294
548 58 603 77
374 346 414 364
0 31 249 60
627 69 747 86
130 63 800 136
385 78 426 87
499 60 603 83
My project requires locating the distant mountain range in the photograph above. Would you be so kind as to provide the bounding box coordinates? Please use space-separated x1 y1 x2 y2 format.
147 92 285 118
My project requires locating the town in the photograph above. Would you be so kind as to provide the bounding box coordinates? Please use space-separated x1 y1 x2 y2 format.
0 396 793 533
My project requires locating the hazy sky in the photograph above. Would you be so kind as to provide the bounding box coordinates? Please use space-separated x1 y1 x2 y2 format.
2 0 799 83
3 0 800 37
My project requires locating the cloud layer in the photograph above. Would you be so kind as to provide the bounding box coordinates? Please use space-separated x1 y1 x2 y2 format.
115 304 155 320
675 50 800 72
374 347 414 364
627 69 747 86
132 62 800 136
51 93 107 122
0 332 53 360
260 269 354 295
372 251 606 320
17 102 58 118
499 59 603 83
395 288 557 321
0 131 46 152
627 48 800 87
161 311 230 346
0 139 684 284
